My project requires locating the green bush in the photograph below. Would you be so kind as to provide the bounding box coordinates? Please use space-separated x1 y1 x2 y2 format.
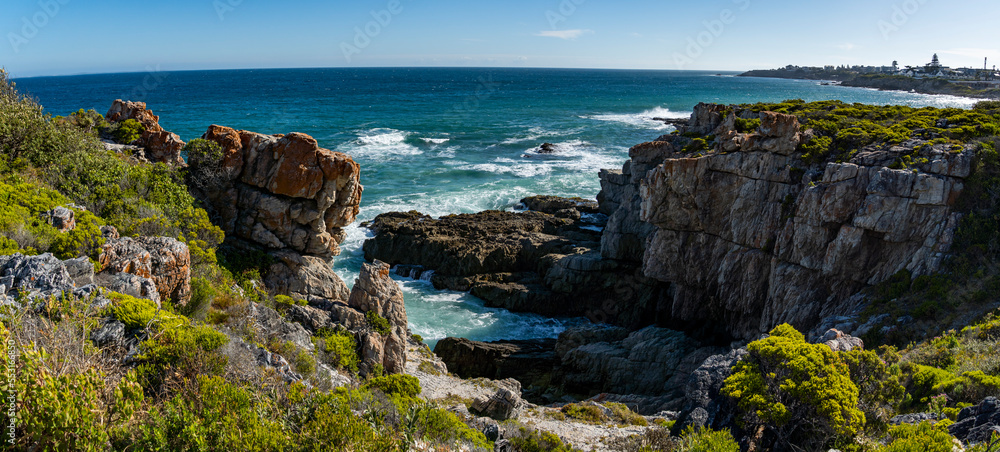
317 328 359 372
682 138 709 153
111 118 144 144
734 117 761 133
366 310 392 335
411 405 492 449
722 323 864 450
905 364 956 405
679 426 740 452
605 402 648 426
877 421 957 452
932 370 1000 404
136 375 290 451
13 347 144 451
506 426 580 452
364 374 422 398
561 403 609 424
0 180 105 259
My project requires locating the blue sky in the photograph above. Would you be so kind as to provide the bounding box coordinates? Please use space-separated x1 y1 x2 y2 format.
3 0 998 77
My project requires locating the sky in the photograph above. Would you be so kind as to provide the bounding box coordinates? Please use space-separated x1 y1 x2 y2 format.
2 0 999 78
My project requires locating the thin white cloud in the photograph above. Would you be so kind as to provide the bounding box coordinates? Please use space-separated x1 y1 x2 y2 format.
536 29 593 40
837 43 857 51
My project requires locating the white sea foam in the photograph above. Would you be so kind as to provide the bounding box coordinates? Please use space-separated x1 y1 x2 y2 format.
459 159 554 178
339 128 422 158
582 106 688 130
420 137 451 144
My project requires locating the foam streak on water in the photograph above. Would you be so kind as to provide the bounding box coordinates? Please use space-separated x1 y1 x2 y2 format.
12 68 981 345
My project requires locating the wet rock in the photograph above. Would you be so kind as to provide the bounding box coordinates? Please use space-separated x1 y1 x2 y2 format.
520 195 600 216
538 143 558 154
434 337 558 387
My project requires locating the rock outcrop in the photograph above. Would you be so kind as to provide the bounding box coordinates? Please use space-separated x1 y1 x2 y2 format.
343 261 409 375
98 236 191 306
105 100 186 165
589 103 976 340
949 397 1000 444
434 337 558 388
195 125 363 259
362 201 664 328
192 125 364 307
42 206 76 233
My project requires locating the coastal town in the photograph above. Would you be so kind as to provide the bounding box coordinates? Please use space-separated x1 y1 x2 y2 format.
745 54 1000 82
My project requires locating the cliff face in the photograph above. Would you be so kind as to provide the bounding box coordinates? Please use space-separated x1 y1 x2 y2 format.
195 125 364 305
601 103 971 339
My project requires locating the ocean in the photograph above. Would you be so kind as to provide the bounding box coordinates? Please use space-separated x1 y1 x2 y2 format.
14 67 980 347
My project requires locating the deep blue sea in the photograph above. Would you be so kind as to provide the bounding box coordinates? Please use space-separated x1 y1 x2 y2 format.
13 68 980 346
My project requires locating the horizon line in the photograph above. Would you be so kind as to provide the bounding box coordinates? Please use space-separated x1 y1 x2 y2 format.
9 65 749 80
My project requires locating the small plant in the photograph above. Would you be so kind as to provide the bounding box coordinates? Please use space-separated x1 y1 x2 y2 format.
366 310 392 335
111 118 144 144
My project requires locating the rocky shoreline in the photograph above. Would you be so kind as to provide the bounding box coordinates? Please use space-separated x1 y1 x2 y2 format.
740 70 1000 99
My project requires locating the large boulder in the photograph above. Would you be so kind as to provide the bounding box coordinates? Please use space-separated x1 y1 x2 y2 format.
106 100 185 165
342 261 409 375
195 126 363 258
950 397 1000 444
673 348 748 433
0 253 77 301
42 206 76 232
434 337 558 387
98 237 191 306
265 250 350 305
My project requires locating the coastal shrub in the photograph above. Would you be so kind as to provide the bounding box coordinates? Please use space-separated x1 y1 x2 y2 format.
110 118 144 144
679 427 740 452
506 426 580 452
411 405 492 450
904 364 955 405
722 323 864 450
800 135 833 163
54 108 110 135
0 180 105 259
366 310 392 335
877 421 957 452
605 402 648 426
14 347 144 451
317 328 359 372
841 348 905 430
136 375 290 451
682 138 709 154
295 387 407 452
932 371 1000 404
734 117 761 133
364 374 422 399
561 402 609 424
185 138 232 190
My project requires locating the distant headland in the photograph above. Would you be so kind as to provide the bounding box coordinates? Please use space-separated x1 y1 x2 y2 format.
741 54 1000 99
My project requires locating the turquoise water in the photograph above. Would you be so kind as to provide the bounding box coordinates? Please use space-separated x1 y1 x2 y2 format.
14 68 980 345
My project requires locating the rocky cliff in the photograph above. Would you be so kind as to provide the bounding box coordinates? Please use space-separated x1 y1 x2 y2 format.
194 125 363 305
602 103 971 339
